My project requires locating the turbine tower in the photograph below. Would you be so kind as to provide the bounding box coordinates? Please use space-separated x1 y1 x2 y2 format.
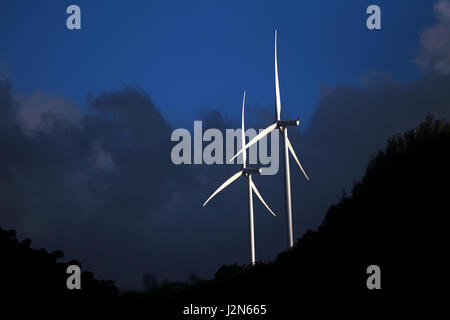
203 91 276 265
229 30 309 249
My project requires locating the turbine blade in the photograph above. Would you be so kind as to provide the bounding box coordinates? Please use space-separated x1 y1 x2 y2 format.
274 29 281 120
286 135 310 181
250 180 276 217
229 122 277 163
241 91 247 168
203 171 243 206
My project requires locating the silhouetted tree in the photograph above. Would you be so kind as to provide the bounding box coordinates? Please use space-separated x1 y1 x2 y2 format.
0 226 117 296
169 115 449 311
143 272 158 293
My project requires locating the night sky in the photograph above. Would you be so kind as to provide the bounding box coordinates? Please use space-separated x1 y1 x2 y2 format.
1 0 450 290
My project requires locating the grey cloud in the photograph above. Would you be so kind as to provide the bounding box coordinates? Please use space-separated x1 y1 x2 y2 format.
16 92 82 134
360 71 401 89
415 0 450 75
0 82 203 289
287 74 450 236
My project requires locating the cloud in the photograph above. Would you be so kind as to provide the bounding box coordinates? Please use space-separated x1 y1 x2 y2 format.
0 82 203 289
16 92 82 134
1 75 450 291
360 71 400 89
0 64 8 82
91 145 115 170
287 74 450 235
415 0 450 75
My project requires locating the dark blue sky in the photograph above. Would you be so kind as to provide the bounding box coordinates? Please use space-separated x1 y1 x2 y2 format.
0 0 433 127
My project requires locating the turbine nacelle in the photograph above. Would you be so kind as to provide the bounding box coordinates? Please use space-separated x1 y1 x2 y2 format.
276 119 300 128
228 31 309 181
243 167 262 176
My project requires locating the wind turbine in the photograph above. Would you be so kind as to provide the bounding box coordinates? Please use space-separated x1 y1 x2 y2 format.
203 91 276 265
229 30 309 249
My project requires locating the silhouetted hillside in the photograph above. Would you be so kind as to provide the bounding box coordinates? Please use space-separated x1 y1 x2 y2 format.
1 115 447 310
0 227 117 297
138 115 448 315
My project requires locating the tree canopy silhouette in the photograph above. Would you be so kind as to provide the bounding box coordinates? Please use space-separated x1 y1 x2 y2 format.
0 227 117 296
153 115 449 310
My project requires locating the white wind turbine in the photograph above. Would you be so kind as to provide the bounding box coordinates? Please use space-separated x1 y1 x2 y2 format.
229 30 309 249
203 91 276 265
